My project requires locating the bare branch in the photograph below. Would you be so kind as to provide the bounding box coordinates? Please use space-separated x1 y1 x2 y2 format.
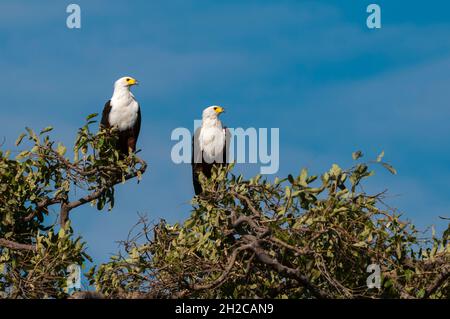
0 238 36 252
59 158 147 227
423 265 450 298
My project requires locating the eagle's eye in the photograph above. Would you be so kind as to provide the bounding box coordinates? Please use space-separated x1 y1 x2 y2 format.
126 78 131 82
213 107 217 110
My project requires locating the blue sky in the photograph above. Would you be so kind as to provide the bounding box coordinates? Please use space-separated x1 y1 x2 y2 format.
1 0 449 270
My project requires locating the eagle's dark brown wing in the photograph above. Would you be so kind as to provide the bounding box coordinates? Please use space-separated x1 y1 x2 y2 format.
223 126 230 164
192 127 204 195
100 100 112 129
128 107 141 152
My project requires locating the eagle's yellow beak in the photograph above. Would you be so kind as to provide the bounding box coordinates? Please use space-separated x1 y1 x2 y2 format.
214 106 225 114
127 77 139 86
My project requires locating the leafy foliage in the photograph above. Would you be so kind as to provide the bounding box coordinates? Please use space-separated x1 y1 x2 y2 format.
0 115 146 298
89 155 449 299
1 117 447 299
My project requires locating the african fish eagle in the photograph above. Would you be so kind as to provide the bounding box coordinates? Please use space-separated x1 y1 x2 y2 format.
100 76 141 155
192 105 230 195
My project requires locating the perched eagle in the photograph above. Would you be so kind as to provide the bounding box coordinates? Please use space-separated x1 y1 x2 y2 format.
100 76 141 155
192 106 230 195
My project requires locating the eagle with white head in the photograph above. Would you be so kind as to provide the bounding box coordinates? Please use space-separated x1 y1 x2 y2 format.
100 76 141 155
192 105 230 195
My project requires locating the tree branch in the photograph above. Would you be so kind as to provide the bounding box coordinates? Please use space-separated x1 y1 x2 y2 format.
0 238 36 252
423 264 450 298
24 197 62 222
176 243 254 298
59 158 147 227
247 240 331 299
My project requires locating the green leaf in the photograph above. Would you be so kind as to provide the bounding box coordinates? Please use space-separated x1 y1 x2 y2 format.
376 150 385 162
57 143 67 156
416 289 425 298
285 186 291 198
287 174 295 184
353 241 367 248
382 162 397 175
352 151 363 160
396 243 402 259
25 127 37 141
330 164 342 177
15 133 26 146
299 168 308 187
86 113 99 121
16 150 30 160
39 126 53 135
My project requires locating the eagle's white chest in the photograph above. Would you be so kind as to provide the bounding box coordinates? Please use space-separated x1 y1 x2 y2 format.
199 123 225 161
109 94 139 131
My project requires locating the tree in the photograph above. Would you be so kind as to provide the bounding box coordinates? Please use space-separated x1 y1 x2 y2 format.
0 115 146 298
0 119 448 299
89 154 449 299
